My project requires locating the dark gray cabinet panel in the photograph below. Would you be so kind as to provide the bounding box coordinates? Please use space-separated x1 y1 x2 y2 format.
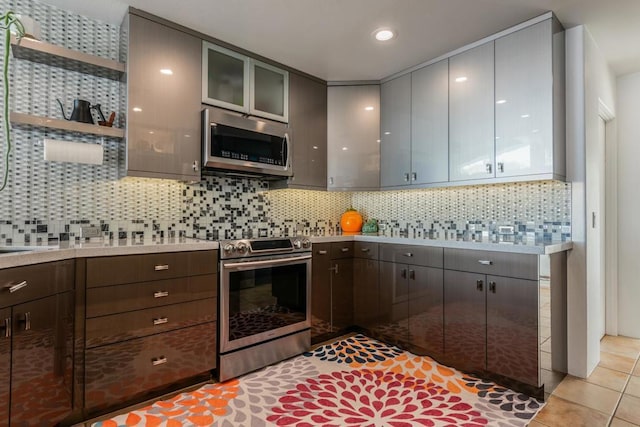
285 73 327 189
487 275 538 385
0 259 73 307
376 261 409 346
444 248 537 280
331 258 354 332
124 14 202 180
379 244 443 268
443 269 486 373
354 242 378 260
0 307 9 427
330 241 354 259
311 244 332 341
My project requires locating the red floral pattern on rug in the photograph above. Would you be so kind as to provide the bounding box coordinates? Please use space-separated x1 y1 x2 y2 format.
266 369 488 427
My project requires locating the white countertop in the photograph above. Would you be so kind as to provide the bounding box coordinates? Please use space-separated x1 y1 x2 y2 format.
309 234 572 255
0 238 219 269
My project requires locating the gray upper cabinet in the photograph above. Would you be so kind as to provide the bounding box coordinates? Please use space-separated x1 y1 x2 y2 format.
449 41 495 182
495 18 565 180
274 73 327 189
202 42 289 122
411 59 449 185
124 14 201 181
380 74 411 188
327 85 380 190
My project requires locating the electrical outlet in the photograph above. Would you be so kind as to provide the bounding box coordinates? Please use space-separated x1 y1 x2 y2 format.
81 226 101 238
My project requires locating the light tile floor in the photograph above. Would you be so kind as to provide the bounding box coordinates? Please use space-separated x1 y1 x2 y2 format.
531 335 640 426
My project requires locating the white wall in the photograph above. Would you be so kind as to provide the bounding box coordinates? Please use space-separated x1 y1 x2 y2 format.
565 25 616 377
616 71 640 338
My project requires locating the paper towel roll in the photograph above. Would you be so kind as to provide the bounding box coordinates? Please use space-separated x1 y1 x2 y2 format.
43 139 103 165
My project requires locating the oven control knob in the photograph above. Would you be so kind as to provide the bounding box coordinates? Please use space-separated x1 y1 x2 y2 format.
293 239 302 249
236 242 249 254
223 244 235 253
302 239 311 249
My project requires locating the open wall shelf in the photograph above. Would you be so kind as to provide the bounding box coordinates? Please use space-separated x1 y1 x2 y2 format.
10 112 125 138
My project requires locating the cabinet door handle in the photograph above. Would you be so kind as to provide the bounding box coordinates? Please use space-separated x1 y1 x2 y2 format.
497 162 504 173
317 250 328 255
18 312 31 331
486 163 492 174
489 281 497 293
3 280 27 293
476 280 484 291
404 173 410 182
341 247 349 253
330 264 339 274
154 291 169 298
329 177 334 185
361 248 370 253
1 318 10 338
153 317 168 326
192 160 199 171
403 252 413 258
478 260 493 266
154 264 169 271
152 356 167 366
411 172 417 181
401 269 407 279
409 270 415 280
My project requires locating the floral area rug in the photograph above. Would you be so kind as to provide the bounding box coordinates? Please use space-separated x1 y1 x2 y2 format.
94 334 543 426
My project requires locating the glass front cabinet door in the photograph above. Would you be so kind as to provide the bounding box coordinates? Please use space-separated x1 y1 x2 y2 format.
203 42 289 123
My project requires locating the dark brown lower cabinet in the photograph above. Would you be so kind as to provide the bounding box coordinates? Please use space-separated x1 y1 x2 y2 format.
311 244 332 341
408 266 444 359
0 308 10 427
377 261 409 346
85 322 216 412
486 275 538 386
331 258 353 332
10 292 74 426
353 258 379 331
443 270 487 373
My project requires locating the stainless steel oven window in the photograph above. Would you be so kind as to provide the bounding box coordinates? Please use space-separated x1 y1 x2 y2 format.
220 254 311 353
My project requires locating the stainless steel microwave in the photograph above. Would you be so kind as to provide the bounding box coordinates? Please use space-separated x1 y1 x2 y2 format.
202 107 292 177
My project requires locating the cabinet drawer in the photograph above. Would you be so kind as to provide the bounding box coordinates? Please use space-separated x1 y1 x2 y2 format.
312 243 331 258
86 298 216 348
0 260 73 308
443 248 538 280
86 274 217 318
86 250 217 288
379 244 443 268
85 321 216 412
330 242 354 259
354 242 378 259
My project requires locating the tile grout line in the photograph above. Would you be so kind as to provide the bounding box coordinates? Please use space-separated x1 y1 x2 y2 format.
606 349 640 426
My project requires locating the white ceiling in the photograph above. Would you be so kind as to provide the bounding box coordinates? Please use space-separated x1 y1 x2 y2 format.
41 0 640 81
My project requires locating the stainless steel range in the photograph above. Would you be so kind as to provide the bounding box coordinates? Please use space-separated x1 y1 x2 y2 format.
218 237 311 381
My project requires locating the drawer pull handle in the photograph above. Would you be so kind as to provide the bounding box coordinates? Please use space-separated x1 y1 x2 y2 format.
153 317 168 326
152 356 167 366
4 280 27 293
404 252 413 257
341 247 350 252
489 281 497 293
154 291 169 298
154 264 169 271
1 318 10 338
361 248 370 252
317 250 328 255
478 260 493 266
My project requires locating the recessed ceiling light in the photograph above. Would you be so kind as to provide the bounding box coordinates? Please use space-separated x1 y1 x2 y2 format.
521 114 530 118
364 106 374 111
455 76 467 83
342 147 349 151
373 28 395 42
496 99 507 104
132 107 142 112
160 68 173 75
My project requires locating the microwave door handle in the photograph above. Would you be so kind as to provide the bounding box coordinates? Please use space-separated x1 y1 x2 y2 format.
283 133 290 170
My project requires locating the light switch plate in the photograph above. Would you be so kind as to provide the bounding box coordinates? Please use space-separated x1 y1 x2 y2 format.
81 226 101 238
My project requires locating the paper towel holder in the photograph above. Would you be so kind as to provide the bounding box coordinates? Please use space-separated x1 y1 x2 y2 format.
43 139 103 165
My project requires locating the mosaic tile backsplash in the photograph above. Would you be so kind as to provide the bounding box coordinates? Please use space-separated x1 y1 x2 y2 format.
0 0 571 245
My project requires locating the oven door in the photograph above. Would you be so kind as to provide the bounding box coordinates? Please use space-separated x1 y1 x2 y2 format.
220 253 311 353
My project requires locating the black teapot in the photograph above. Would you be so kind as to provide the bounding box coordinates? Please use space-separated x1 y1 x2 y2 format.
56 98 95 124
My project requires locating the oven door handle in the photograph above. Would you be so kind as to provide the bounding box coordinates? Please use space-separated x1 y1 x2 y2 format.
223 254 311 271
